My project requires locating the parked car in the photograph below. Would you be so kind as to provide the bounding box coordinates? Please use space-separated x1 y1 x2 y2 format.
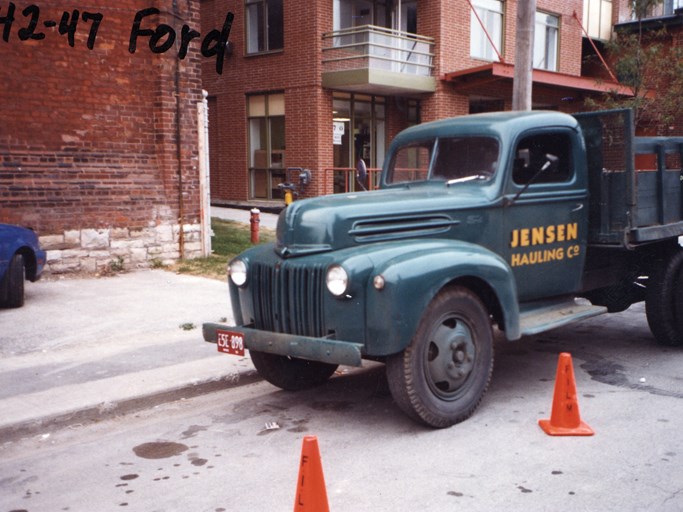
0 224 46 308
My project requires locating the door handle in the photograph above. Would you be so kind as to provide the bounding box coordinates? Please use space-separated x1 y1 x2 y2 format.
571 203 584 212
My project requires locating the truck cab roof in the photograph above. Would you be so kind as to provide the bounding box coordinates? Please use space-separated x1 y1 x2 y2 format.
392 110 580 146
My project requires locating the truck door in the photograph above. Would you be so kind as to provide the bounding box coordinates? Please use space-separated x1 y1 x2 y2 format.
502 129 589 302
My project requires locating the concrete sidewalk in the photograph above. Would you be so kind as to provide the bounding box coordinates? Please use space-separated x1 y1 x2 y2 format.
0 270 259 442
0 207 280 442
211 206 280 230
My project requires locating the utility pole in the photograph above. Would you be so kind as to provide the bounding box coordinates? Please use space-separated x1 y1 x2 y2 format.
512 0 536 110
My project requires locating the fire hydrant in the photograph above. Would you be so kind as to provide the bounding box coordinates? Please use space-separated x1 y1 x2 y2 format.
278 182 297 206
250 208 260 244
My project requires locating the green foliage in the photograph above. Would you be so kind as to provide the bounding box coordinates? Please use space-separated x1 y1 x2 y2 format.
110 256 125 273
210 218 273 257
170 218 276 280
585 0 683 133
150 258 165 269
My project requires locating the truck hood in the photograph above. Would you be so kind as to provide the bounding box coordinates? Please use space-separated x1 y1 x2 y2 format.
275 185 494 257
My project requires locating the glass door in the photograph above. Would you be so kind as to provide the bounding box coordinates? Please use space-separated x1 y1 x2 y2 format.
332 93 386 193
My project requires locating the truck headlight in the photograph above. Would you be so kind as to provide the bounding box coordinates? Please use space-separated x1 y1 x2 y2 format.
326 264 349 297
228 259 248 287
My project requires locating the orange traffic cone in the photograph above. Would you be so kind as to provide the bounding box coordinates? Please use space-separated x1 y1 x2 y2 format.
538 352 594 436
293 436 330 512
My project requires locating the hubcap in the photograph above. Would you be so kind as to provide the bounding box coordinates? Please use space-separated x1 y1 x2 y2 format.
426 317 476 398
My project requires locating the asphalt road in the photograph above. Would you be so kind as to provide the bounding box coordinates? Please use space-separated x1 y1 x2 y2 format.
1 285 682 511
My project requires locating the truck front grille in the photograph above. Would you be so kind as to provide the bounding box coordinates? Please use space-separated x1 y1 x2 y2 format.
251 261 327 337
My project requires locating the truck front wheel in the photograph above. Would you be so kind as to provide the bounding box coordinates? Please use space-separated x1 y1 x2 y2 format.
645 249 683 346
249 350 338 391
386 286 494 428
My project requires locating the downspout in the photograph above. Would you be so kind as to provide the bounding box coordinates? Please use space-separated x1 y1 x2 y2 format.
173 0 185 257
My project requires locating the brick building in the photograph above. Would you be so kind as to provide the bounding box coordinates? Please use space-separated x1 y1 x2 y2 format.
202 0 632 206
0 1 210 273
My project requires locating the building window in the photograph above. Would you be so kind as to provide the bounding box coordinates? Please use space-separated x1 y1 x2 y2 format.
664 0 683 15
631 0 683 19
470 0 504 61
583 0 612 40
246 0 283 54
534 12 559 71
248 93 285 200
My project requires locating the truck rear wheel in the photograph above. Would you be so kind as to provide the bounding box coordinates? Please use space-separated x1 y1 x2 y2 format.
645 249 683 346
249 350 338 391
386 286 494 428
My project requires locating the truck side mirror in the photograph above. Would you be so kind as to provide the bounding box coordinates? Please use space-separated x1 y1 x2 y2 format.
542 153 559 172
507 153 561 207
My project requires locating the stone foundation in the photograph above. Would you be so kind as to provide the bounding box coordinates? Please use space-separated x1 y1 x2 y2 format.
41 223 203 274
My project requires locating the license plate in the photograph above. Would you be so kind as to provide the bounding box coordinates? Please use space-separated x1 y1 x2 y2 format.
216 329 245 356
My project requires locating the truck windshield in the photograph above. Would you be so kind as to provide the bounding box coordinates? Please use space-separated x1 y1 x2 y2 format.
387 136 499 185
387 140 433 184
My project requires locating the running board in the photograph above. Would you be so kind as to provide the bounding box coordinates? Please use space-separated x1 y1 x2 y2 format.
519 300 607 336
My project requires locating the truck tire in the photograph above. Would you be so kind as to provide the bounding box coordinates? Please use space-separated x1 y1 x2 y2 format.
386 286 494 428
1 253 25 308
249 350 338 391
645 249 683 346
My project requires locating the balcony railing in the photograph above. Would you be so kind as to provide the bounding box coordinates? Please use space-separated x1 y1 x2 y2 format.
322 25 434 76
324 167 382 194
321 25 435 94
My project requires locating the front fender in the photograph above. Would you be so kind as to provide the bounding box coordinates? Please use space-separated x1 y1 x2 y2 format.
363 240 520 356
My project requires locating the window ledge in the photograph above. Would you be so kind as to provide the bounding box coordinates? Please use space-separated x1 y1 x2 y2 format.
245 49 285 58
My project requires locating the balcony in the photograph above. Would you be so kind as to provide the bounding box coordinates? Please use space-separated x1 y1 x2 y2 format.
322 25 436 96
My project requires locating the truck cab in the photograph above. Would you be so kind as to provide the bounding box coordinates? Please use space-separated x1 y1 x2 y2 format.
204 109 683 428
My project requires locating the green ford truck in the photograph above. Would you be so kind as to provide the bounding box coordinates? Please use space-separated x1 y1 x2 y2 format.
204 108 683 428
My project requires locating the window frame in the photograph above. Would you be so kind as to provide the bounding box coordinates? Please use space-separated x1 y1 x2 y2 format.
245 0 284 55
511 130 574 187
247 92 286 200
533 11 559 71
470 0 504 62
583 0 612 41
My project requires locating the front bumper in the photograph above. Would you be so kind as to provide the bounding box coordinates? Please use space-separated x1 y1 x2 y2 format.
203 323 364 367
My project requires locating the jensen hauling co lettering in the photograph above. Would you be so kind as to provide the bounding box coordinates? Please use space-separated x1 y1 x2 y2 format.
509 222 581 268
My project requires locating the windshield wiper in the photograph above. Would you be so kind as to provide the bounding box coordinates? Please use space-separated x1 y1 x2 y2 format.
446 174 490 186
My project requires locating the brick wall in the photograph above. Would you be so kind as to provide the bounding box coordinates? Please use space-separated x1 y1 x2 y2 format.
203 0 593 203
202 0 337 202
0 0 205 273
430 0 584 77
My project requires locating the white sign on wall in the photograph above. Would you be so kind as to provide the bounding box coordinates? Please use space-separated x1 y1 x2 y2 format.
333 122 345 145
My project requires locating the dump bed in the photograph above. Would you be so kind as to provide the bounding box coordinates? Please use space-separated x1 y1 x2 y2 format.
574 109 683 247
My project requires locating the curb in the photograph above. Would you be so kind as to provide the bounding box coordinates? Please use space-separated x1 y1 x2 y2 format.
0 359 261 444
